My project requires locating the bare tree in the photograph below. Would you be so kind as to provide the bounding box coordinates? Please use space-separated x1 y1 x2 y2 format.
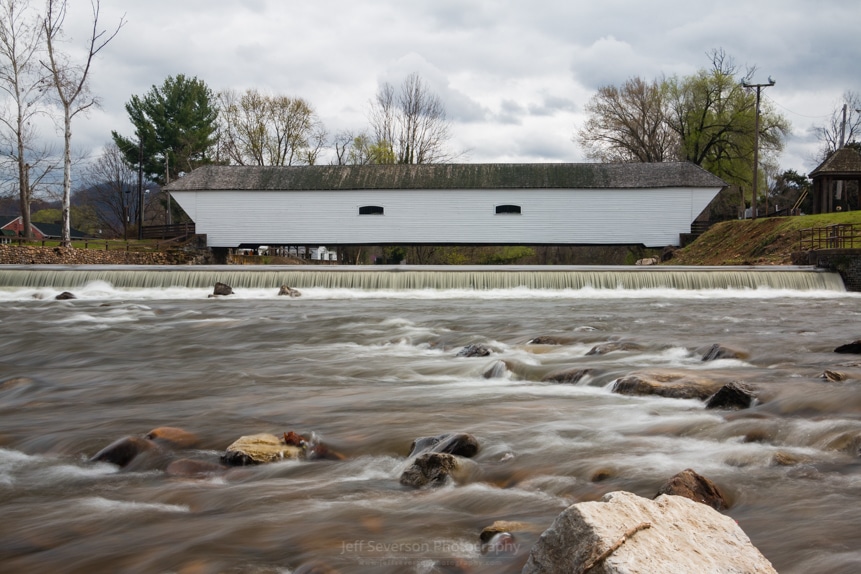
41 0 123 246
577 76 678 163
218 88 326 166
814 91 861 160
368 72 455 164
0 0 56 239
77 142 138 238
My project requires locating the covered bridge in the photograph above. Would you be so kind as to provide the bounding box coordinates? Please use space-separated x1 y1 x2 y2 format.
165 162 725 249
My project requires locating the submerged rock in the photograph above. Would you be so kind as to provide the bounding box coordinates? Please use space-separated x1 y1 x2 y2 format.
408 432 480 458
522 491 775 574
528 336 568 345
705 382 756 410
480 520 541 545
456 343 493 357
211 282 234 297
482 360 510 379
702 343 749 362
278 284 301 297
834 340 861 354
586 341 643 355
655 468 728 510
55 291 76 300
221 433 303 466
612 370 725 400
399 452 479 488
542 368 593 384
165 458 227 478
821 369 848 382
89 435 159 468
145 426 200 449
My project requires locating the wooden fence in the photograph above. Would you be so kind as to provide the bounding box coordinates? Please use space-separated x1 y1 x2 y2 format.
140 222 196 240
798 224 860 250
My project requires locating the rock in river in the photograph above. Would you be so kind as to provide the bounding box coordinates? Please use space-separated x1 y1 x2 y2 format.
408 432 480 458
612 370 725 400
221 433 304 466
399 452 479 488
654 468 728 510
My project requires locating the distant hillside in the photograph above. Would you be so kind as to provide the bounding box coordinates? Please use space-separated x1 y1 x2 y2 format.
668 212 861 266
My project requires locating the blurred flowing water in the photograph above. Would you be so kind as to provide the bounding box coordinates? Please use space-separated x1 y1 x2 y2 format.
1 273 861 573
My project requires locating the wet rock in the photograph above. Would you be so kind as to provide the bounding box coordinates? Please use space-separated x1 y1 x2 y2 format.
590 467 616 482
482 360 510 379
145 426 200 449
210 282 234 297
821 370 848 382
399 452 479 488
612 370 725 400
278 284 301 297
655 468 728 510
165 458 227 478
586 341 643 355
481 531 519 555
823 432 861 455
55 291 76 300
479 520 540 545
89 435 159 468
771 452 808 467
705 382 756 410
456 343 493 357
408 432 480 458
523 491 775 574
702 343 749 361
528 336 568 345
834 340 861 354
542 368 593 384
221 433 303 466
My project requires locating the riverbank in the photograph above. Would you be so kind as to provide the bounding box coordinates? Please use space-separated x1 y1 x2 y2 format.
668 211 861 265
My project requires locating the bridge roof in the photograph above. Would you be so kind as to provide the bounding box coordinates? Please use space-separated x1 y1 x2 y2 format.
166 162 726 192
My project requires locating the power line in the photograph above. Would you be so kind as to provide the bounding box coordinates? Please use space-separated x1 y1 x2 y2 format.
763 93 832 120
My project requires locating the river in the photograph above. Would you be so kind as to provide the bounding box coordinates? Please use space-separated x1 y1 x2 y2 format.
1 267 860 573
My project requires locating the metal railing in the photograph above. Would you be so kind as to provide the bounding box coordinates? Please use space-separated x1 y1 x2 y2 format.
798 224 860 250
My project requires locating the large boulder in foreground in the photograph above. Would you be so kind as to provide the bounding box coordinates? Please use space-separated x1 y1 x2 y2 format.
612 370 725 400
522 491 776 574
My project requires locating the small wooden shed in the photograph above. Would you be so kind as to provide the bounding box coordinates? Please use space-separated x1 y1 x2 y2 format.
809 147 861 214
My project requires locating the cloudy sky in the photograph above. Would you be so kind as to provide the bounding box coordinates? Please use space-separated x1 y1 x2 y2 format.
51 0 861 176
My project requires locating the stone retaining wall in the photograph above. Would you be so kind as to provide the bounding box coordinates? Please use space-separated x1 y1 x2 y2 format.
794 248 861 292
0 244 204 265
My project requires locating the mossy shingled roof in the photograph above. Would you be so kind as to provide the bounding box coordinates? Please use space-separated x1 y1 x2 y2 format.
810 147 861 178
165 162 726 192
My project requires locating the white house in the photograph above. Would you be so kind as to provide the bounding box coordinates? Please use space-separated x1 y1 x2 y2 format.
165 163 725 249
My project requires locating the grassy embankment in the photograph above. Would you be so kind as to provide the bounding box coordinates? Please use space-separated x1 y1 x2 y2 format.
668 212 861 266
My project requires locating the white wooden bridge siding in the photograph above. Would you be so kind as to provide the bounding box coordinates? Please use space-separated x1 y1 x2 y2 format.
170 186 719 248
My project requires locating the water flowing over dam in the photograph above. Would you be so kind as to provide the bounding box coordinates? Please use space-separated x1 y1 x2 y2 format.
0 264 846 291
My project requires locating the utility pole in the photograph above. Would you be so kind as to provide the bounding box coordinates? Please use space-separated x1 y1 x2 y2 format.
742 77 775 219
137 137 144 240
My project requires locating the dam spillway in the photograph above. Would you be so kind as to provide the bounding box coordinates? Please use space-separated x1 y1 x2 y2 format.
0 264 846 292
